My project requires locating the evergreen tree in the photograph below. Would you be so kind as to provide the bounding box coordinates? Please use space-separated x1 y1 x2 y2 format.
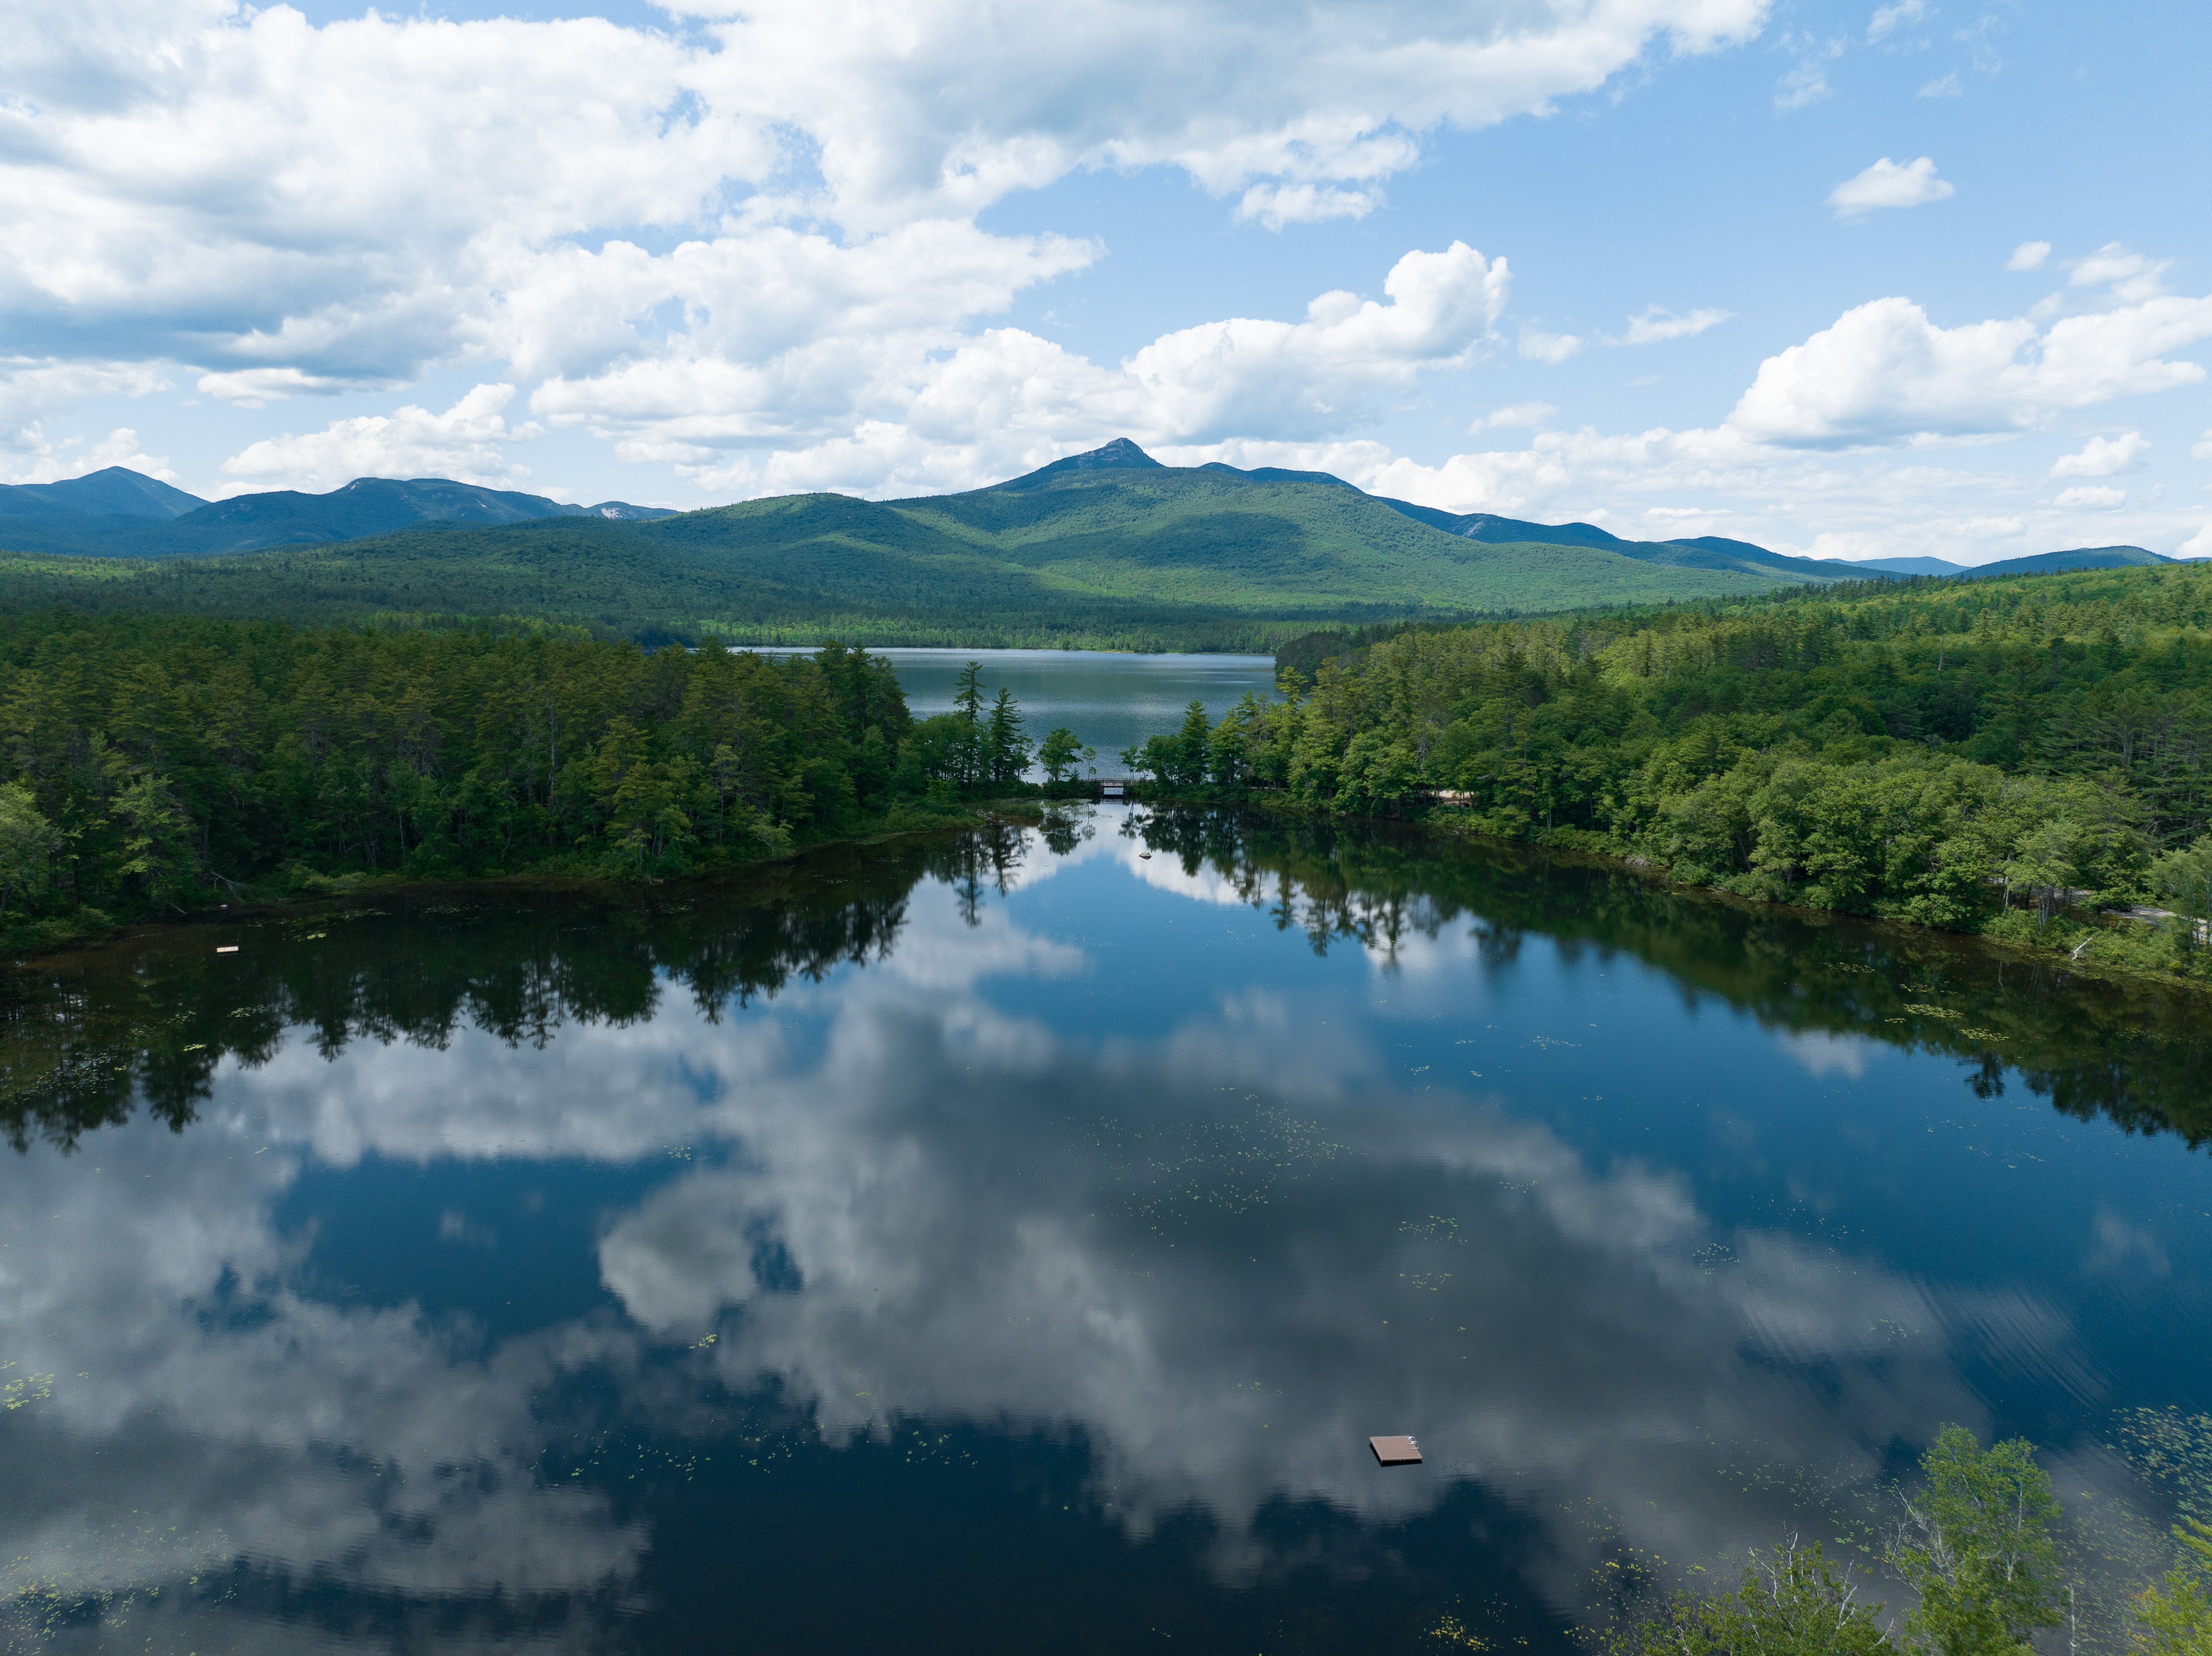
985 687 1029 785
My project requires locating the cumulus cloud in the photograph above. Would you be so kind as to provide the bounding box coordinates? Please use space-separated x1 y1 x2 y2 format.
1918 72 1961 96
1125 242 1510 442
1828 156 1955 219
535 242 1510 496
2194 430 2212 462
219 383 543 493
0 359 177 482
2007 240 2052 272
1726 292 2212 448
0 0 1767 458
1 423 180 487
1611 306 1732 346
2054 484 2125 510
2050 432 2149 479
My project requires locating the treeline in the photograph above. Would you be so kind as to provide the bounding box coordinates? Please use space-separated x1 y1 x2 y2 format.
0 610 1081 934
13 810 2209 1155
1125 562 2212 976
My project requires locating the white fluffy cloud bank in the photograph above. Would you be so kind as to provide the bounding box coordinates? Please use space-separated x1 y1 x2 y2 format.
0 0 1764 478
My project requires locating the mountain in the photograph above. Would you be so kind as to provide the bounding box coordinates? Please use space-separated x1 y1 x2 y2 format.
0 465 207 521
0 443 1867 647
1959 545 2170 579
1849 556 1967 576
1364 498 1849 583
0 474 675 557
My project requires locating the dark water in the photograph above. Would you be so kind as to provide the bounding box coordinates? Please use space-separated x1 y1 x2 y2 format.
3 812 2209 1654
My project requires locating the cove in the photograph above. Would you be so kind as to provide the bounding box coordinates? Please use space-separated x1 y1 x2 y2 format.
1 811 2207 1653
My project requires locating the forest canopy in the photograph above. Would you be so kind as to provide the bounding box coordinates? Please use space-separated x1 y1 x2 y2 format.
1120 561 2212 977
0 614 1057 937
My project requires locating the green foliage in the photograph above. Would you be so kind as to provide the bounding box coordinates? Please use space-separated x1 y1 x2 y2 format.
0 614 1064 930
1890 1426 2063 1656
1598 1541 1888 1656
1129 563 2212 969
2133 1520 2212 1656
2150 838 2212 920
1602 1427 2065 1656
1123 699 1216 788
0 780 59 916
1036 726 1093 784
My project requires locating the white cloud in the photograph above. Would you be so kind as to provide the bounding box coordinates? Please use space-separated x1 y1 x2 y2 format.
1124 242 1510 442
1234 183 1380 231
0 0 1769 461
1774 33 1842 109
219 383 542 493
1918 72 1961 96
1867 0 1928 43
536 242 1510 495
1612 306 1733 346
2194 430 2212 462
2006 240 2051 272
2181 524 2212 558
0 359 177 482
196 367 373 406
1519 324 1585 364
1726 292 2212 448
1827 156 1955 219
2054 485 2125 510
2068 242 2171 304
0 423 180 488
2049 432 2149 479
1472 401 1557 431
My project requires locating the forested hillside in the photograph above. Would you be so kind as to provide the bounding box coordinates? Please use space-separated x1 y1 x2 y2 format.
1125 562 2212 974
0 445 1850 648
0 617 1063 940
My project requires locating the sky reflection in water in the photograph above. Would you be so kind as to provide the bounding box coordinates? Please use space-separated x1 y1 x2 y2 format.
2 812 2208 1653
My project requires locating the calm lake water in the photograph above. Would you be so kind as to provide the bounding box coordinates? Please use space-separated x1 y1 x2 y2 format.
780 647 1280 771
4 812 2209 1654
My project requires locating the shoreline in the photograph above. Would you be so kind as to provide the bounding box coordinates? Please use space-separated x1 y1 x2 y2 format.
13 790 2209 1008
1110 785 2212 1004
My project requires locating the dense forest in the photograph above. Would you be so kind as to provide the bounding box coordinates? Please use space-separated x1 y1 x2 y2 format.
1122 562 2212 977
0 613 1074 940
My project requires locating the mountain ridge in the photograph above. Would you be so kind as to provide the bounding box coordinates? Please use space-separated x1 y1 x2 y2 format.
0 447 2181 635
0 471 674 556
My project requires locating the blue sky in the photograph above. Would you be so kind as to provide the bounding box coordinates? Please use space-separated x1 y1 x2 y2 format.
5 0 2208 562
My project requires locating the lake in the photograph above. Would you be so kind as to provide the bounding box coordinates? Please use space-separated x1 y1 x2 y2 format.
3 811 2209 1654
777 647 1280 773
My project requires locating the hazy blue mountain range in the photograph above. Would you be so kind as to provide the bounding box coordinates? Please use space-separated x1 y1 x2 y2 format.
0 445 2175 647
0 469 675 556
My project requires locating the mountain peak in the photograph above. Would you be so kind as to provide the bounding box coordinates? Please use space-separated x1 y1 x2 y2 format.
997 437 1164 491
0 465 208 522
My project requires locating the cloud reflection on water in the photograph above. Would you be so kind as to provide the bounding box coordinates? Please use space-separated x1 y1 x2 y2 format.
0 824 2123 1647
